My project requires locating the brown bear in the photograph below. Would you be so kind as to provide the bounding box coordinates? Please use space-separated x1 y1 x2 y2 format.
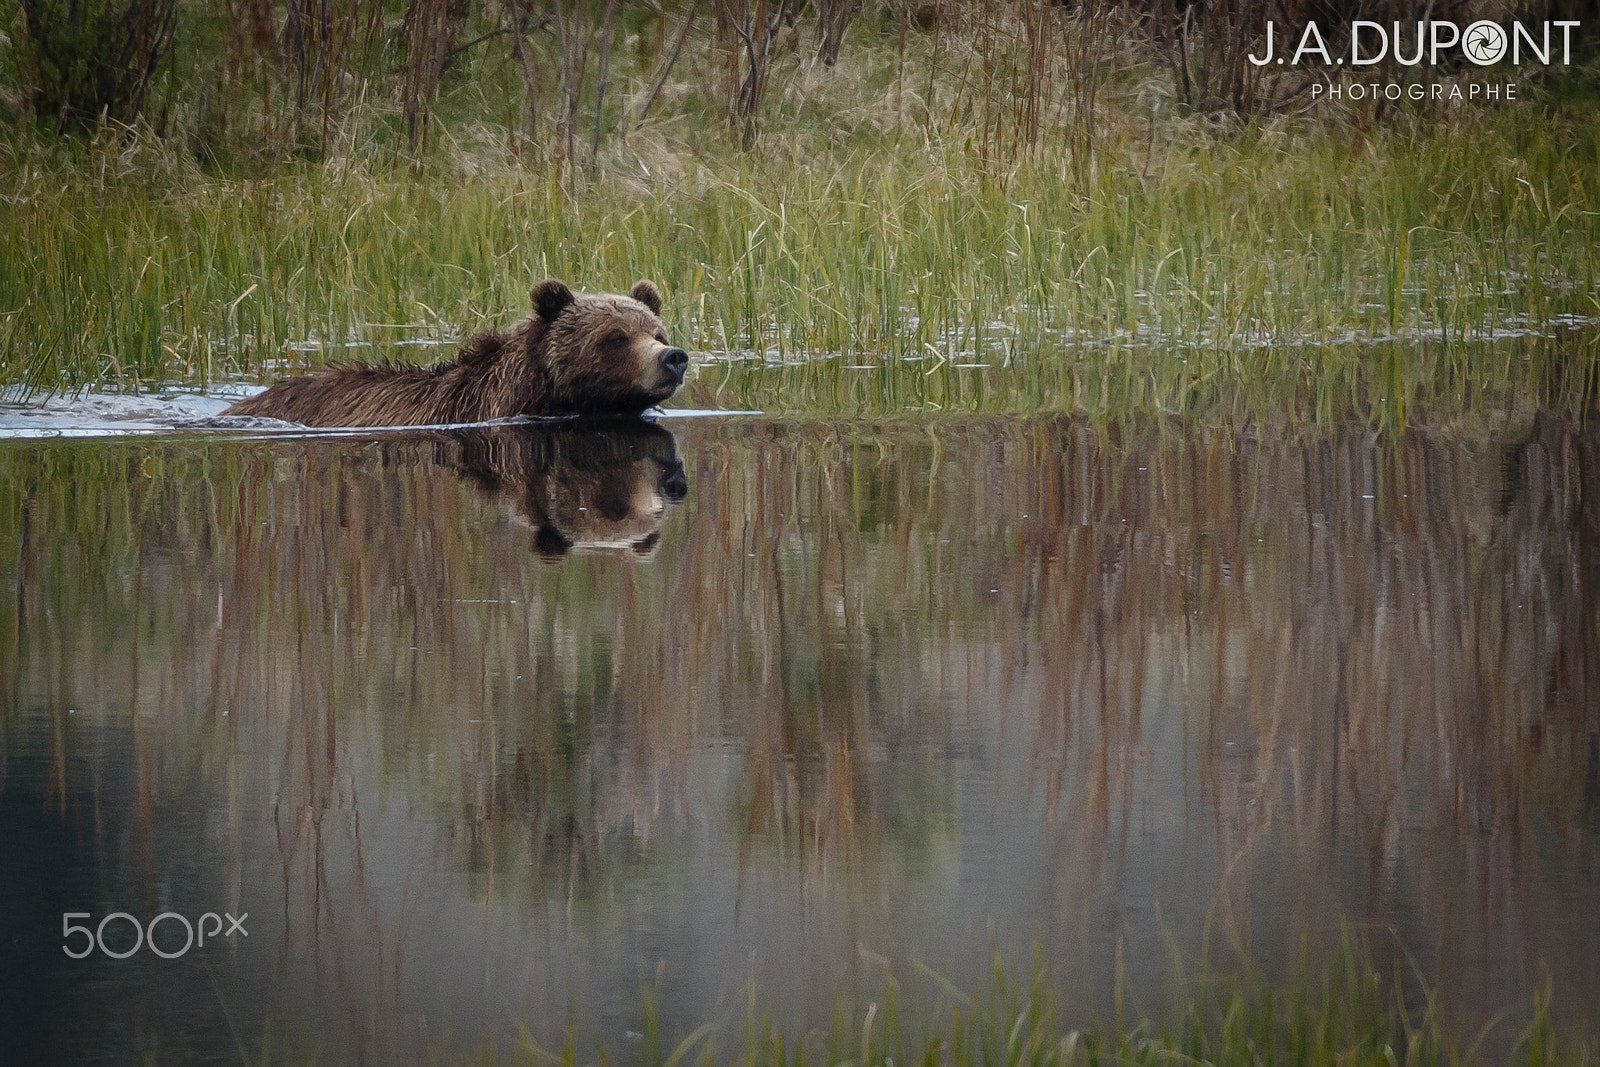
433 420 688 559
223 279 687 427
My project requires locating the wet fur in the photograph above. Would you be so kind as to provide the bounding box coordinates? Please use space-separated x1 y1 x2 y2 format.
224 280 676 427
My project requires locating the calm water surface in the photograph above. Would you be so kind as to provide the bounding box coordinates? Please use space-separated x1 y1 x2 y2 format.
2 412 1598 1063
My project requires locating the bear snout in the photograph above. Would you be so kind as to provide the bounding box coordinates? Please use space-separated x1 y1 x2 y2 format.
657 346 689 383
660 462 688 501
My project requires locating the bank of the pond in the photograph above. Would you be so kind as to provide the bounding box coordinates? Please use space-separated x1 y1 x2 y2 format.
3 99 1599 423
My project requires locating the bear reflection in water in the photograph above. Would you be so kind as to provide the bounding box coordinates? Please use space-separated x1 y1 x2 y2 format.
433 419 688 559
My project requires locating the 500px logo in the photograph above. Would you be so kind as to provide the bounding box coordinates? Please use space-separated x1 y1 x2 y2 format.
62 911 248 959
1246 20 1581 68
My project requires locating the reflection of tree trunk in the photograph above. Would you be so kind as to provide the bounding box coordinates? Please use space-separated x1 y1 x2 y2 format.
1504 413 1600 750
1541 339 1600 422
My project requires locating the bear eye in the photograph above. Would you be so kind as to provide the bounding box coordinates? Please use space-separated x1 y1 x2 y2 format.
605 330 629 347
655 332 668 344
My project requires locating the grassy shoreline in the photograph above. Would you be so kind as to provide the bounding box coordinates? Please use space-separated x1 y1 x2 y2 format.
4 112 1596 421
3 8 1599 423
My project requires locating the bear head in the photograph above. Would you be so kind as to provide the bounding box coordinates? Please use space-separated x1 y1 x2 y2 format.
438 421 688 560
524 420 688 559
532 279 689 415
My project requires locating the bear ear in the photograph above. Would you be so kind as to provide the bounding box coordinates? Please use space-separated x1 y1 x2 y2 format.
533 280 575 322
629 280 663 316
631 531 662 557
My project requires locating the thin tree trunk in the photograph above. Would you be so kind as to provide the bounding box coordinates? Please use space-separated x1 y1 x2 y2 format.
590 0 618 169
637 0 701 124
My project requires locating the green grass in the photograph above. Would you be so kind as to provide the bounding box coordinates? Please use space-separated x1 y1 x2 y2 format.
422 938 1595 1067
2 8 1599 424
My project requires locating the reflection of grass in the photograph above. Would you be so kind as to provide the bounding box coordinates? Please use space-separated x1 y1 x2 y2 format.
2 14 1598 422
682 335 1594 426
449 937 1594 1066
4 419 1599 1060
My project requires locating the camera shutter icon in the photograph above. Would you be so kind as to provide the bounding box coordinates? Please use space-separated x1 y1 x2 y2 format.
1462 22 1508 65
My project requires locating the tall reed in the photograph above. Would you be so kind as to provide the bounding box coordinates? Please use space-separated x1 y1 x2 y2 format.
1 2 1596 420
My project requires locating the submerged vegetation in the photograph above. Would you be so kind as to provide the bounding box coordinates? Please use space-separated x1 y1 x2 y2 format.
0 1 1597 420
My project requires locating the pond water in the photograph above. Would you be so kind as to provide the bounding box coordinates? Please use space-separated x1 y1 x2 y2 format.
1 405 1598 1063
